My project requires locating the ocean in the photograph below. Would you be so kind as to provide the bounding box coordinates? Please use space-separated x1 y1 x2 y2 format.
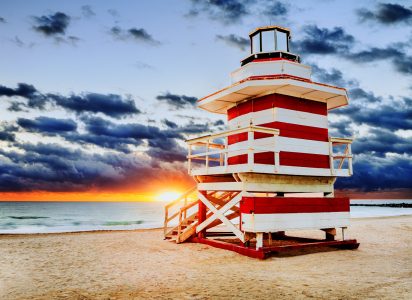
1 200 411 234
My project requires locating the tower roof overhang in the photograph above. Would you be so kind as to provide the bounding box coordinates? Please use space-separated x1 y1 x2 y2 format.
198 75 348 114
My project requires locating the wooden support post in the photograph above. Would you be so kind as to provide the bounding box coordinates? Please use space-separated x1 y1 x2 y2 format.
322 228 336 241
272 231 285 239
329 141 335 175
247 129 254 171
197 200 206 238
348 144 353 176
256 233 264 250
268 232 272 246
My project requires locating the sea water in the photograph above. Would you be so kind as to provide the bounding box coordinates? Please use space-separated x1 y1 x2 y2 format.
0 200 411 234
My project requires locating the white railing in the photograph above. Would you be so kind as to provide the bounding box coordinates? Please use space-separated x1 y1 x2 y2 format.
329 137 353 176
186 125 280 175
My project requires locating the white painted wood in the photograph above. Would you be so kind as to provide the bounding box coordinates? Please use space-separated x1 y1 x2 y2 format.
241 212 350 232
228 107 328 129
198 78 348 114
197 181 334 193
227 136 330 156
256 232 264 249
197 192 245 242
231 60 312 83
191 164 350 177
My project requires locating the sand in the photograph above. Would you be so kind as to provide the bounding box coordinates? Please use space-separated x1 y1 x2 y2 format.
1 215 411 300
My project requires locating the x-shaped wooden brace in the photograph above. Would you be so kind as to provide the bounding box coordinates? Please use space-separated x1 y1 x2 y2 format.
196 191 244 242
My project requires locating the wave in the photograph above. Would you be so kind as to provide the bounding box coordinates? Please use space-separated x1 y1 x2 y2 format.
8 216 49 220
103 220 144 226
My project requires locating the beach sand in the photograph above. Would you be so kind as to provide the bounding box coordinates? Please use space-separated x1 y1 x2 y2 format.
1 215 411 300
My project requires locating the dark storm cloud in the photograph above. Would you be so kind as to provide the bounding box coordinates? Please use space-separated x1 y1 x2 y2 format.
0 83 47 109
187 0 249 24
294 25 355 55
17 117 77 134
311 64 382 104
0 141 166 192
333 97 412 131
156 92 198 109
33 12 70 36
110 26 161 45
147 138 187 163
213 120 224 126
216 34 249 51
263 1 288 17
81 5 96 18
351 128 412 157
0 124 17 142
357 3 412 25
49 93 140 118
336 155 412 191
82 116 181 140
346 46 412 75
0 83 140 118
163 119 178 129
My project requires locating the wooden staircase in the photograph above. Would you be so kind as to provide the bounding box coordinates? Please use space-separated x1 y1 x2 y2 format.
164 188 242 244
164 186 199 243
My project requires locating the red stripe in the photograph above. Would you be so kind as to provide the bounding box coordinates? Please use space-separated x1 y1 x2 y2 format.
227 151 330 169
227 94 327 121
240 197 349 214
249 58 295 63
227 122 328 144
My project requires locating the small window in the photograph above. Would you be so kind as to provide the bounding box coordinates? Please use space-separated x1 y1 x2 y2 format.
261 30 275 53
252 33 260 53
276 31 288 52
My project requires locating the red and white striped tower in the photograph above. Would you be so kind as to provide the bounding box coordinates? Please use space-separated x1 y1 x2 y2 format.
164 26 358 258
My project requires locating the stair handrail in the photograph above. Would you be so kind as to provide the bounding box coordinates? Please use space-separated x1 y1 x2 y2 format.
164 186 197 236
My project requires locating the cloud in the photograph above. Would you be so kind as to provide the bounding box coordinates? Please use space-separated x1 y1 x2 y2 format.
17 117 77 134
49 92 140 118
0 141 190 192
187 0 249 24
163 119 178 129
81 5 96 18
33 12 71 36
357 3 412 25
346 46 412 75
0 124 17 142
156 92 198 109
216 34 249 51
336 155 412 191
0 83 141 118
351 128 412 157
263 1 289 17
0 17 6 23
110 26 161 45
294 25 355 55
54 116 183 153
147 138 187 163
0 83 47 109
333 97 412 131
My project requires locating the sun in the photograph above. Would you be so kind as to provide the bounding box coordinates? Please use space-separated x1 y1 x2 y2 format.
155 191 181 203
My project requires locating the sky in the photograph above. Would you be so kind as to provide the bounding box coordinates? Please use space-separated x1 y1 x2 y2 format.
0 0 411 201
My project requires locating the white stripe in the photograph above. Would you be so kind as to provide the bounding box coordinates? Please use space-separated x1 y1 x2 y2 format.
241 212 350 232
227 136 329 156
228 107 328 129
190 165 351 177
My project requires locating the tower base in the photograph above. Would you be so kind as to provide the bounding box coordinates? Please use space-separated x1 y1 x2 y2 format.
191 235 359 259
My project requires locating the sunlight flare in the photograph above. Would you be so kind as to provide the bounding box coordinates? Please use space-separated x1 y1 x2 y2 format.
155 191 181 203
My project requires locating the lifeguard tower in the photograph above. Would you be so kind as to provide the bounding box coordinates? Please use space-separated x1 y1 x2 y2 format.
164 26 359 258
